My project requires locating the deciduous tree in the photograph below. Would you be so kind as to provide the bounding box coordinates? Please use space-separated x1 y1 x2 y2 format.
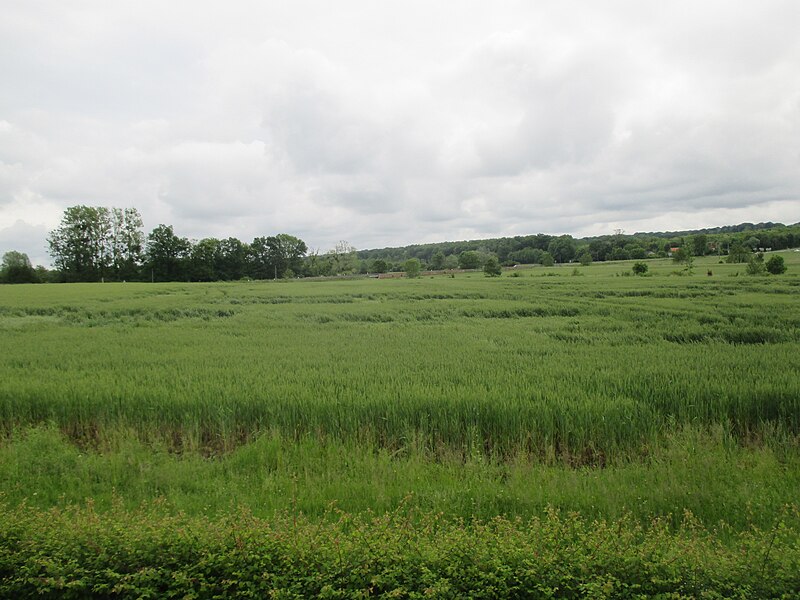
547 235 577 263
458 251 481 270
110 207 144 280
216 238 248 281
189 238 220 282
404 258 421 278
370 259 389 274
1 251 37 283
691 234 708 256
726 241 750 263
145 224 190 281
483 256 502 277
429 250 445 270
47 205 111 281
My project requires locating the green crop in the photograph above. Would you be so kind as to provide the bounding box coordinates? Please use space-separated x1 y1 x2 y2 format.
1 254 798 459
1 253 799 595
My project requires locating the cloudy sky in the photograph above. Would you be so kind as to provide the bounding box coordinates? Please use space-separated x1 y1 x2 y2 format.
1 1 799 266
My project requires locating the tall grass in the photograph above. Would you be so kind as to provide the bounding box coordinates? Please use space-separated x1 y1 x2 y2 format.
2 424 798 531
1 253 799 460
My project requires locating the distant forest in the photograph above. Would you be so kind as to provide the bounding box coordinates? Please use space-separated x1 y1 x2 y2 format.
2 204 799 283
357 221 800 268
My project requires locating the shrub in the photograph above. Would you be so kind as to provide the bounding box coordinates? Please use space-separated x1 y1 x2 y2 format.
483 257 502 277
403 258 421 278
672 248 689 263
746 254 766 275
3 504 800 599
766 255 786 275
632 262 648 275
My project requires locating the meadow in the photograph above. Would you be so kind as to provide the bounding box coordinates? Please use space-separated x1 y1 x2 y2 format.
2 253 800 597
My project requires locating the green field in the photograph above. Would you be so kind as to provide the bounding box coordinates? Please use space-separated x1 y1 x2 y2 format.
2 253 800 597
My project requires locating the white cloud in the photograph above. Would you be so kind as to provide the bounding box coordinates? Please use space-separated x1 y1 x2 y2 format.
1 0 799 264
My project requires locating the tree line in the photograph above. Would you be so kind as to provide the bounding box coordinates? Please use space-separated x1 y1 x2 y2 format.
358 223 800 269
40 205 318 283
2 207 799 284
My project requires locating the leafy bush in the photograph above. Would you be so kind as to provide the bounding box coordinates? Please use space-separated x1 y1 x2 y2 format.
632 262 648 275
483 256 502 277
2 502 799 599
746 253 766 275
403 258 421 278
671 247 689 263
766 255 787 274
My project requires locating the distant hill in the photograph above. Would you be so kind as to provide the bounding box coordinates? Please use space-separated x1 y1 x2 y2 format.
357 221 800 267
630 221 795 238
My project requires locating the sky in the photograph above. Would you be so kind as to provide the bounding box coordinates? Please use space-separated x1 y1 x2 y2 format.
1 1 799 266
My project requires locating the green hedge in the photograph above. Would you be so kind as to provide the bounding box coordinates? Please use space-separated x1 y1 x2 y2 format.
2 501 799 598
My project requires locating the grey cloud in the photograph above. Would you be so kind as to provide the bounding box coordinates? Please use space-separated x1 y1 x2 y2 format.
265 85 384 174
434 30 628 177
0 220 51 266
1 1 799 255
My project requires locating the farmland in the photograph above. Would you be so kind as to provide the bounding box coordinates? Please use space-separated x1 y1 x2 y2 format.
2 253 800 597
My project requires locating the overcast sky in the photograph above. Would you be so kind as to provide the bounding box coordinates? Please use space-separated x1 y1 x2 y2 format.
2 1 799 266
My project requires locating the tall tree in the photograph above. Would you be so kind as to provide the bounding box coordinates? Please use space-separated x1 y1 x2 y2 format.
547 235 577 263
269 234 307 278
726 241 751 263
145 224 190 281
325 241 358 275
248 237 273 280
188 238 220 282
248 234 307 279
429 250 445 270
691 234 708 257
587 239 612 262
301 248 334 277
47 205 112 281
216 237 248 281
110 207 144 280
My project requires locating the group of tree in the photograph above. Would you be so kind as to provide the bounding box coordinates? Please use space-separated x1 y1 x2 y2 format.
0 251 51 283
41 205 310 283
356 222 800 273
47 206 144 282
3 208 798 284
743 253 787 276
